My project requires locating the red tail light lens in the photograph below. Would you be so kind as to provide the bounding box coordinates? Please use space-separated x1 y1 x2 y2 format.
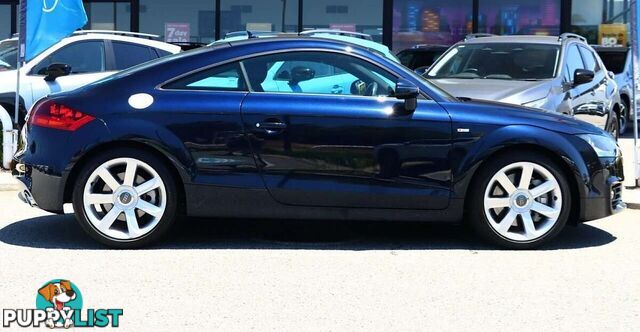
30 101 95 131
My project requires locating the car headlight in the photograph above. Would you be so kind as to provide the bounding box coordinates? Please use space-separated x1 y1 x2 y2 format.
522 98 548 110
577 134 619 158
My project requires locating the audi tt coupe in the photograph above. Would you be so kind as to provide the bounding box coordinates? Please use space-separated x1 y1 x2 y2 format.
13 37 624 249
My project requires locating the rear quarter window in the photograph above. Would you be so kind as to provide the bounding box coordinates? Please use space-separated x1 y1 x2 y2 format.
113 42 158 70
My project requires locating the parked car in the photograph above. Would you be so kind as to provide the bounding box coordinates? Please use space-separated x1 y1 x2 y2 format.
0 31 181 125
425 34 622 138
14 37 624 249
593 45 633 134
213 30 400 64
397 44 449 73
170 42 207 51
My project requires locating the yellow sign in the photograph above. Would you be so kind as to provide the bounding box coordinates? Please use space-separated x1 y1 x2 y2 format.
599 24 628 47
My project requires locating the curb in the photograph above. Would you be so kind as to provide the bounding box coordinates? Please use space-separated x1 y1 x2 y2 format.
624 187 640 210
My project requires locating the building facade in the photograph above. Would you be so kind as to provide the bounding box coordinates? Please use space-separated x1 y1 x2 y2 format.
0 0 632 50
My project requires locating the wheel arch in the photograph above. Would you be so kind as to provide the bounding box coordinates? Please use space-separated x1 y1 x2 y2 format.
455 126 591 225
63 140 189 214
463 144 582 225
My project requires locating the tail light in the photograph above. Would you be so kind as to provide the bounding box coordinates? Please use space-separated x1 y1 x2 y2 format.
30 100 95 131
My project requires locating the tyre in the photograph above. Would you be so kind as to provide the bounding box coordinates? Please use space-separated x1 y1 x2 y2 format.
468 152 572 249
72 148 178 248
609 113 620 140
620 100 629 135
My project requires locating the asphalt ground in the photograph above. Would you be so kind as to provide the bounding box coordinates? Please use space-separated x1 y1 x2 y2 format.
0 133 638 331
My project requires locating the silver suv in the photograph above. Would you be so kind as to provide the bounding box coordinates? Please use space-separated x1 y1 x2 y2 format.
425 34 620 137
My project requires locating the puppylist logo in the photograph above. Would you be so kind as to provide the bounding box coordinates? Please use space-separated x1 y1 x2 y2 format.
2 279 123 329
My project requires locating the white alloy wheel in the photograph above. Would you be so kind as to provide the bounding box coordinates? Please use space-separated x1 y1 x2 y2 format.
82 158 167 240
483 161 562 242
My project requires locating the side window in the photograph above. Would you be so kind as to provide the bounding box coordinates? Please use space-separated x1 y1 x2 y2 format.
113 42 157 70
155 49 172 58
564 44 584 82
242 51 397 97
578 46 600 72
274 61 336 80
32 41 106 75
164 62 246 91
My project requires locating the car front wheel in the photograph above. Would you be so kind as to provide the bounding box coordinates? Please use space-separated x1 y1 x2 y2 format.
469 153 572 249
72 148 178 248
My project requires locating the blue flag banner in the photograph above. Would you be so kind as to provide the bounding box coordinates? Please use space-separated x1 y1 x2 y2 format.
23 0 88 61
18 0 26 62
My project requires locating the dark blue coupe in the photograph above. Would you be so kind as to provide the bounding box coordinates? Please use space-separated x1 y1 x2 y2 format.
13 37 624 249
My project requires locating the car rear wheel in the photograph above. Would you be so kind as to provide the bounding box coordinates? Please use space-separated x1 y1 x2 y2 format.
469 153 571 249
72 148 178 248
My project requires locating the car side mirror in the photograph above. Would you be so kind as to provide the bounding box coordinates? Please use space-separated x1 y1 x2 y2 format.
43 63 71 82
414 66 430 76
607 71 615 79
394 78 419 113
573 69 594 87
289 66 315 85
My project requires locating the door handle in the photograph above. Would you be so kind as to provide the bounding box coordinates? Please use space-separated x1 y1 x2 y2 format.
254 120 287 134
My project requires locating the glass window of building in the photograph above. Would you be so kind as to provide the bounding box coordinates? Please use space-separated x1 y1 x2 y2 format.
0 3 11 39
478 0 560 36
392 0 473 51
83 2 130 31
221 0 298 37
572 0 630 45
140 0 216 44
304 0 383 43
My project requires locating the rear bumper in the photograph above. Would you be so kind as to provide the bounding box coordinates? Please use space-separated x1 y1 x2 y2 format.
13 166 65 214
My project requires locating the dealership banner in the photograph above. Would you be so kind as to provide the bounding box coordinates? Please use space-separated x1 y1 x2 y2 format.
20 0 88 61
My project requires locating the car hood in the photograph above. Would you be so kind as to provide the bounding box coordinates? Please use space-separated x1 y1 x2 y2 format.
0 69 16 93
445 98 604 135
429 78 553 105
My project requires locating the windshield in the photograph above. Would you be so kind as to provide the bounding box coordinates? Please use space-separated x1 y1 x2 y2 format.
596 51 627 74
0 40 18 71
398 50 445 69
426 43 560 80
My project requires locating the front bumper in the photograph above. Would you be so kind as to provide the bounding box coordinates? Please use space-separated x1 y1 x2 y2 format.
580 156 625 222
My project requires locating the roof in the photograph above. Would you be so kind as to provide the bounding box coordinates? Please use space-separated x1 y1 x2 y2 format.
218 34 399 63
2 32 181 53
463 35 562 45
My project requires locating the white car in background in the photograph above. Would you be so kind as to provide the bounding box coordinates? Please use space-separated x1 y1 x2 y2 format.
0 31 181 125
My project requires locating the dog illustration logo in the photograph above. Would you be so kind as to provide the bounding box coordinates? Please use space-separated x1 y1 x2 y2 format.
36 280 83 329
3 279 122 328
43 0 60 13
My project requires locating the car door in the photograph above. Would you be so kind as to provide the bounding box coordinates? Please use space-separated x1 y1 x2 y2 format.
240 51 452 210
576 45 609 129
159 62 259 188
562 44 607 129
28 40 113 101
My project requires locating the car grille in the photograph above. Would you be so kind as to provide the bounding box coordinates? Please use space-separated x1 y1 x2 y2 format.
611 182 623 211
